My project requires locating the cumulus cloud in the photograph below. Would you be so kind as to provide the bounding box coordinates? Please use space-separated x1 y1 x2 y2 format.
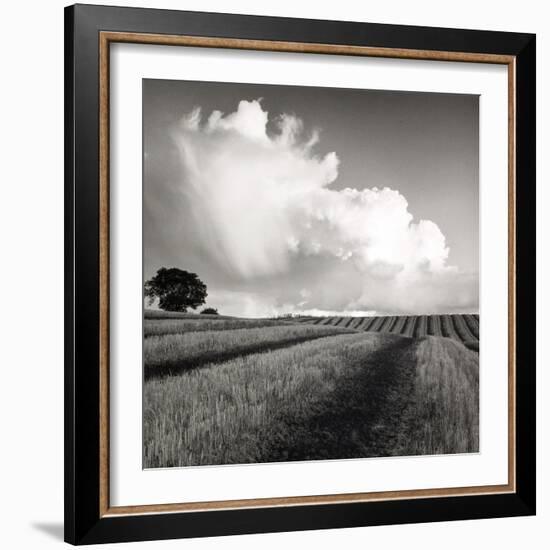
206 289 375 319
170 99 477 315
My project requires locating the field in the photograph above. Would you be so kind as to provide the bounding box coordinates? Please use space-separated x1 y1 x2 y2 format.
297 314 479 351
143 310 479 468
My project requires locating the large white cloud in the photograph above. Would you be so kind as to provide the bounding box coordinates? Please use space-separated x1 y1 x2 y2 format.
170 99 477 315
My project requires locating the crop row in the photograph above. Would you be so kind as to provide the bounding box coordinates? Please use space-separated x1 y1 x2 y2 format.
144 323 358 378
301 314 479 346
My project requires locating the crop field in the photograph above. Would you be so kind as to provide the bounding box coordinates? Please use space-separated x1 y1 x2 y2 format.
143 311 479 468
144 323 357 378
144 317 294 338
301 314 479 352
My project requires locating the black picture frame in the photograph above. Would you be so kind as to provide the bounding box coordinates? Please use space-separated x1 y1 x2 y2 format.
65 3 536 545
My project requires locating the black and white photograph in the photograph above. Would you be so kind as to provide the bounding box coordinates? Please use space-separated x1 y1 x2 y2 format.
1 0 544 546
142 79 480 469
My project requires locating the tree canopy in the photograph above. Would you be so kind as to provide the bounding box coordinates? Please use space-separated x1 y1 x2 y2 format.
201 307 219 315
144 267 207 312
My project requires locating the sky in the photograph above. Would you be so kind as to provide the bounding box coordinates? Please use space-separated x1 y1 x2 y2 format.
143 79 479 317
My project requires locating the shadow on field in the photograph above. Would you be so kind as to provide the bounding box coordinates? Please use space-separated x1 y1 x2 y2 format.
144 333 353 380
255 337 419 462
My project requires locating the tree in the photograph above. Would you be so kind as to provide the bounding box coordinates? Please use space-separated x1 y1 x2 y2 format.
201 307 219 315
144 267 207 312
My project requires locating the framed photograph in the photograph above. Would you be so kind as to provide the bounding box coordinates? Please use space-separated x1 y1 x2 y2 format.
64 4 536 545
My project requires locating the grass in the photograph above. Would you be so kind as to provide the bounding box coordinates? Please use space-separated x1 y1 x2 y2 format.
143 332 411 467
396 336 479 455
143 329 479 468
144 323 357 378
144 318 292 338
144 309 235 320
